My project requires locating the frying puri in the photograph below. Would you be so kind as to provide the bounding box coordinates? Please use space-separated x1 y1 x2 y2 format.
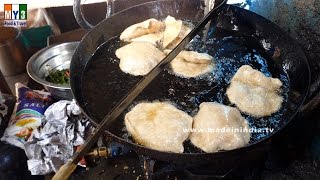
116 16 214 77
165 50 214 77
226 65 283 117
125 102 193 153
190 102 251 153
163 16 191 49
131 32 163 46
120 18 164 42
115 42 165 76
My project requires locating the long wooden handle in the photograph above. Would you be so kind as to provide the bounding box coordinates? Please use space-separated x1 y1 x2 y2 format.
52 159 77 180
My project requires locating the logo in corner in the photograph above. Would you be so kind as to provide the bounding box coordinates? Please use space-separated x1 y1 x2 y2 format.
4 4 27 27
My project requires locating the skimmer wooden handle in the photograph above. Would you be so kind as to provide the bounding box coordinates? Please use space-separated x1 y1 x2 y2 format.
52 159 77 180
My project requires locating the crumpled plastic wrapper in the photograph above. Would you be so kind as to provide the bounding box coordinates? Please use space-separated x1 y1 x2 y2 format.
24 100 93 175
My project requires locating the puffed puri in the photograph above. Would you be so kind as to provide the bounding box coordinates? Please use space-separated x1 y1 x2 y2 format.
125 102 193 153
190 102 251 153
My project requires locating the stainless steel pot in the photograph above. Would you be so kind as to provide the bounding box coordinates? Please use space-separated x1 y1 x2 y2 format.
27 42 79 100
0 27 27 76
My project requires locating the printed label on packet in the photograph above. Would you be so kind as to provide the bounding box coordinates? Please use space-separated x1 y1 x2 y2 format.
1 83 53 149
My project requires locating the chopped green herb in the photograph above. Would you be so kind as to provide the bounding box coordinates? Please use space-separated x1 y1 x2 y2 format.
46 69 70 85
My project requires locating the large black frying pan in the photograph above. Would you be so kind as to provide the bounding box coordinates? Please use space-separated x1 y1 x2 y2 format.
70 0 310 164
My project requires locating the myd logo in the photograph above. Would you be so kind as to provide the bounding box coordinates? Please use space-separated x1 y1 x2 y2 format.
4 4 27 27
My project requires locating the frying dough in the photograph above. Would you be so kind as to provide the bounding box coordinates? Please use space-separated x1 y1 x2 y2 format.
131 32 163 46
115 42 165 76
190 102 250 153
165 50 214 77
166 25 191 49
163 16 191 49
120 18 164 41
226 65 283 117
125 102 193 153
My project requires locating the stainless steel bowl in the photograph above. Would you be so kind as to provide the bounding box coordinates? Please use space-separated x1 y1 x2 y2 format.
27 42 79 100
